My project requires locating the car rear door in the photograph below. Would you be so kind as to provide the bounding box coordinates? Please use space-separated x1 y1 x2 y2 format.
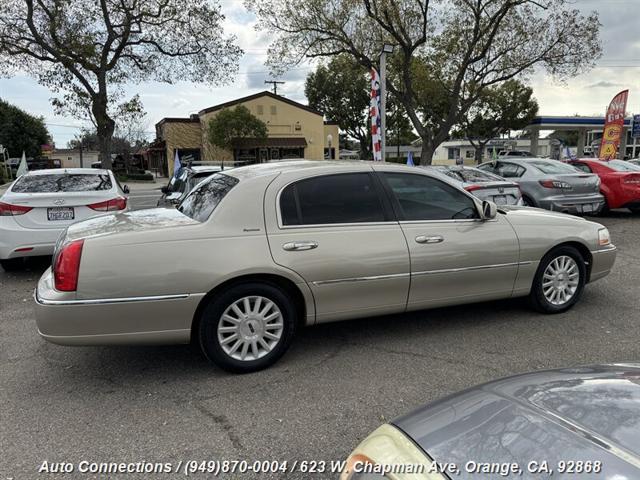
265 170 410 323
376 170 520 310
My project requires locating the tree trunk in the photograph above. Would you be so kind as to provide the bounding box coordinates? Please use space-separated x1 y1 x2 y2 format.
92 92 115 170
419 140 435 165
475 146 483 164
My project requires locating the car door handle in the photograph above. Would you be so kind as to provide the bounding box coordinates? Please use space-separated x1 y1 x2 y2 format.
415 235 444 244
283 241 318 251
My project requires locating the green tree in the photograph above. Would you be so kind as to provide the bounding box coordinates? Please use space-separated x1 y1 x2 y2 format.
246 0 601 165
305 55 371 159
0 99 50 158
455 80 538 163
207 106 268 161
0 0 242 168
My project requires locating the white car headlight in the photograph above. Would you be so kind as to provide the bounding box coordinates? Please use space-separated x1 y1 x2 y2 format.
598 228 611 247
340 424 445 480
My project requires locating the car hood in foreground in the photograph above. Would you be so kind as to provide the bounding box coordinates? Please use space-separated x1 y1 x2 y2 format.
394 365 640 478
65 208 199 241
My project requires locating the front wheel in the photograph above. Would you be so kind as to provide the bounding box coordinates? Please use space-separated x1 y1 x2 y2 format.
529 246 586 314
198 282 297 373
630 207 640 214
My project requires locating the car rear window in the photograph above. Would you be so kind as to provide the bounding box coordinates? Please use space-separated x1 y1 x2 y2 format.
11 174 112 193
528 161 580 174
444 168 503 183
607 160 640 172
178 173 238 222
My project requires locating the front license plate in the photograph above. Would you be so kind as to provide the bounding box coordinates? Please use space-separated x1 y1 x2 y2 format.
47 207 74 221
493 195 507 205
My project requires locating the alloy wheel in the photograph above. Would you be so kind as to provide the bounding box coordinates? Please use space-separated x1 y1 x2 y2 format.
217 296 284 361
542 255 580 306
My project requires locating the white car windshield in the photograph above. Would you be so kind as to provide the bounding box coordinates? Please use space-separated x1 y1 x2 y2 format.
11 174 113 193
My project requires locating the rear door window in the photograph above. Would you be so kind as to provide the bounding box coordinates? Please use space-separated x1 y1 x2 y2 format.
280 173 387 226
178 173 239 222
11 174 112 193
497 162 526 178
572 162 592 173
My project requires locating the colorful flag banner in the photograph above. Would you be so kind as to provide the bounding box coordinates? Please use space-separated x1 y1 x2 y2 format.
599 90 629 160
406 151 414 166
16 151 28 177
370 67 382 162
173 149 182 178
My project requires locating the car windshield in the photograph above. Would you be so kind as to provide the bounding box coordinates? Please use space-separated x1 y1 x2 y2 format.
443 168 503 183
607 160 640 172
178 173 238 222
528 161 580 174
11 173 112 193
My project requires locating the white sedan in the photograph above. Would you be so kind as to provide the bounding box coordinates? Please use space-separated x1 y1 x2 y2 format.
0 168 129 270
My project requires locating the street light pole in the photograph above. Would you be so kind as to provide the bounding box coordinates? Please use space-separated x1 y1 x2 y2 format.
379 44 394 162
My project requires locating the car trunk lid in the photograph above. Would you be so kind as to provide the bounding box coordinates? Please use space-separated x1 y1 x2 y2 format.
465 181 521 205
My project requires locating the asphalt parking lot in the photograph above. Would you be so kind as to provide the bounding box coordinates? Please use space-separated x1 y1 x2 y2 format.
1 210 639 479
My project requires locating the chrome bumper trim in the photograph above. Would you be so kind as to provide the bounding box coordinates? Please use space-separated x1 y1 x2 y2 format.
34 290 190 306
590 245 617 254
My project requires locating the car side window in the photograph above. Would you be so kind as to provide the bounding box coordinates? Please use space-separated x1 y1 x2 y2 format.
381 173 479 221
497 162 525 178
478 163 497 174
280 173 387 226
572 162 592 173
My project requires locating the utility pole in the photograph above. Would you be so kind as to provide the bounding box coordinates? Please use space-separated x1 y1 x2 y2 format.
265 80 285 95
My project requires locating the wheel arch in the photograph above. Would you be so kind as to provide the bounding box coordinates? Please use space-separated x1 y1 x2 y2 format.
540 241 593 282
190 273 311 343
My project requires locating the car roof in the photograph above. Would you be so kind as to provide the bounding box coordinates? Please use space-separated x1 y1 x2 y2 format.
187 165 223 173
25 168 110 175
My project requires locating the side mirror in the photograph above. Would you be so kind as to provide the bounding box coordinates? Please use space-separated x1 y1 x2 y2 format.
123 185 130 194
160 186 169 194
482 200 497 220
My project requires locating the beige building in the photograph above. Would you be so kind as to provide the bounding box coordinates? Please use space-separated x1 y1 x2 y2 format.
154 91 340 175
51 148 100 168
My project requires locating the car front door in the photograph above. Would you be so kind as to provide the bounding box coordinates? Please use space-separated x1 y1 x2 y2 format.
377 171 521 310
265 171 410 323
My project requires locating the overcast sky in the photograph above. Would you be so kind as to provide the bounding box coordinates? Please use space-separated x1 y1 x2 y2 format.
0 0 638 148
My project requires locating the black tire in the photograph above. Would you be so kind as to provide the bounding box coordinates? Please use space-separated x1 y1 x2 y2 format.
629 207 640 214
522 195 535 207
198 282 297 373
529 246 587 314
0 258 24 272
599 198 610 216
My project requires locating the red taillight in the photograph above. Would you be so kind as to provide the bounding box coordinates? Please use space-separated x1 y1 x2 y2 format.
53 239 84 292
0 201 33 216
87 197 127 211
539 179 572 189
464 184 483 192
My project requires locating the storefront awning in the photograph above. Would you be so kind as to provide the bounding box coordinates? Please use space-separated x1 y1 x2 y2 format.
233 137 308 149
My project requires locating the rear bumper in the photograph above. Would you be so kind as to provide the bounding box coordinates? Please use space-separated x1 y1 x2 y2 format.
0 217 62 259
34 268 201 345
589 245 617 283
537 193 604 215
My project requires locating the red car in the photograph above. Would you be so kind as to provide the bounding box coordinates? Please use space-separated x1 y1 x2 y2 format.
567 159 640 213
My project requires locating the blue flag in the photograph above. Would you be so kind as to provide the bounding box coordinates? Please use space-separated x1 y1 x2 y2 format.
406 151 414 166
173 150 182 178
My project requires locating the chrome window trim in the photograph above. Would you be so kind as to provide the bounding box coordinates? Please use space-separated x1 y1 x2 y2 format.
311 262 532 286
34 291 190 306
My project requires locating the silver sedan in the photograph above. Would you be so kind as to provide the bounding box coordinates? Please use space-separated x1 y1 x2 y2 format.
34 161 616 372
478 158 604 214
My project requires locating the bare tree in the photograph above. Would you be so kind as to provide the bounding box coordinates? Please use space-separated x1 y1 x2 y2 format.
246 0 601 164
0 0 242 168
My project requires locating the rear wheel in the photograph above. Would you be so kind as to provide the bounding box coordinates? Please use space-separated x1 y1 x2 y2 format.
529 246 586 314
522 195 535 207
599 198 610 216
629 207 640 214
0 258 24 272
198 282 297 373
